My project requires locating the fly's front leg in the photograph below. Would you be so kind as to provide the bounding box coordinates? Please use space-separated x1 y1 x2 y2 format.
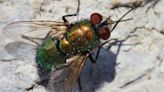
88 51 96 63
88 39 119 63
95 38 119 59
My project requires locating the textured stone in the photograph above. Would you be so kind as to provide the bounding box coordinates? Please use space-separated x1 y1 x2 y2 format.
0 0 164 92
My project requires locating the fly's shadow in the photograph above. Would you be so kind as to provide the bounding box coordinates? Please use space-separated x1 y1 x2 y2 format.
75 35 137 92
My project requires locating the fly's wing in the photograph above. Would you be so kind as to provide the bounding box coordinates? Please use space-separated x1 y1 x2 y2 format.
65 54 89 92
2 21 67 60
47 67 69 92
3 20 67 41
3 41 36 60
47 54 89 92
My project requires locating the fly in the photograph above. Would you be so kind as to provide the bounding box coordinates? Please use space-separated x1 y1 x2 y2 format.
2 0 134 92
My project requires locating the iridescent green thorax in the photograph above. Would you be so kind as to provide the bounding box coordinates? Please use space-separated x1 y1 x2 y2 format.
36 38 66 71
66 20 100 52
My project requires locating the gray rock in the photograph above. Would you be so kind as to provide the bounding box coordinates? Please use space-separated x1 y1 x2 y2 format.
0 0 164 92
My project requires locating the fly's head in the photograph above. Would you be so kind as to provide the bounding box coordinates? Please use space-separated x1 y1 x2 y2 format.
90 8 134 40
90 13 111 40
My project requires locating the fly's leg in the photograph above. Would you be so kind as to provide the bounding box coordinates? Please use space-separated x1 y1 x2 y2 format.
88 51 96 63
78 77 82 91
88 39 118 63
62 0 80 24
94 39 118 61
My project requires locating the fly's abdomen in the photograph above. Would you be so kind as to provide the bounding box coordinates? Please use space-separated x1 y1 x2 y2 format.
67 20 100 52
36 38 66 71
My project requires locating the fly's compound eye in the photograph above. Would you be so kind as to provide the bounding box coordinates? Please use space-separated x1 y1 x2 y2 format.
90 13 102 25
98 27 110 40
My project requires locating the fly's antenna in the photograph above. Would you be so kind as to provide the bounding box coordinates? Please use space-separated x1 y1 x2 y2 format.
112 18 133 23
111 8 134 32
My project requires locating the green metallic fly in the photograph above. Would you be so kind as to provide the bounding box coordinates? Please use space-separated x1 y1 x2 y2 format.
2 0 134 92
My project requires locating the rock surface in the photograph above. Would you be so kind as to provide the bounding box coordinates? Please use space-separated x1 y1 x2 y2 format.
0 0 164 92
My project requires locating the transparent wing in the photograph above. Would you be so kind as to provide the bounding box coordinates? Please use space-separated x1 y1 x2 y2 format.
4 41 36 60
47 54 89 92
3 20 67 40
47 68 69 92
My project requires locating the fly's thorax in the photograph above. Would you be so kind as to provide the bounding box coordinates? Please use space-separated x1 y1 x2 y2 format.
66 20 100 52
36 38 66 71
59 38 72 53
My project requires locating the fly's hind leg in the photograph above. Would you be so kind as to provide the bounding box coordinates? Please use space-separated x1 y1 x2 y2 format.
62 0 80 24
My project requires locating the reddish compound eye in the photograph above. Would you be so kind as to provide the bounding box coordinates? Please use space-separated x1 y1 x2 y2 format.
98 28 110 40
90 13 102 25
